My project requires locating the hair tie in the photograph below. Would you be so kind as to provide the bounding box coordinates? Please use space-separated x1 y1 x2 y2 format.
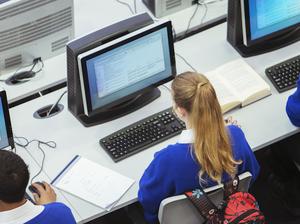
197 82 207 89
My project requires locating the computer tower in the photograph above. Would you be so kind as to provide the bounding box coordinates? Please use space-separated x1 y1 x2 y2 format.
0 0 74 73
143 0 195 18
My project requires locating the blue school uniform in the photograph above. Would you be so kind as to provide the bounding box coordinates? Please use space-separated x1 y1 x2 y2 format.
138 125 260 224
286 78 300 127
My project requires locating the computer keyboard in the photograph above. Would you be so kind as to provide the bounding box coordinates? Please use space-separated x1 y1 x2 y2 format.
265 54 300 93
99 107 186 162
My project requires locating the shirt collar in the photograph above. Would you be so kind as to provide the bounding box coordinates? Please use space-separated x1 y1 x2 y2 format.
177 129 194 144
0 200 44 224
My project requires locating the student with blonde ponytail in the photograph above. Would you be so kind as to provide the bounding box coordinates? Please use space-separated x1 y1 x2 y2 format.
138 72 260 224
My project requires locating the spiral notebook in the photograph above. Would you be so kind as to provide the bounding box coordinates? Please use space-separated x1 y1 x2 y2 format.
51 155 135 210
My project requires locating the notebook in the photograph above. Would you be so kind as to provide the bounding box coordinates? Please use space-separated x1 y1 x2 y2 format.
51 155 135 210
205 59 271 113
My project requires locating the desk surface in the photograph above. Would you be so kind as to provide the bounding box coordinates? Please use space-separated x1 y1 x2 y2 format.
9 22 300 223
0 0 226 104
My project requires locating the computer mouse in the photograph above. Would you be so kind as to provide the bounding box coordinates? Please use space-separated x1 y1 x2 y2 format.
13 71 36 81
28 182 45 197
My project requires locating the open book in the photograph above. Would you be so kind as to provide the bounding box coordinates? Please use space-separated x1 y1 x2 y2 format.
52 156 134 211
205 59 271 113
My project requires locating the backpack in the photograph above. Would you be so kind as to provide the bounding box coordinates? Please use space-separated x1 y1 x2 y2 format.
184 176 265 224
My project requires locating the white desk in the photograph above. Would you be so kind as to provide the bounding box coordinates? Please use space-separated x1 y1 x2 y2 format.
0 0 227 104
9 22 300 223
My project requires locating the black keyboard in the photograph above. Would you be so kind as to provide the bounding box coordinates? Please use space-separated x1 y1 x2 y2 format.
99 107 186 162
265 55 300 93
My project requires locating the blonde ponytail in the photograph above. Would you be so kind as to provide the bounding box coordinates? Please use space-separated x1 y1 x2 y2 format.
171 72 240 182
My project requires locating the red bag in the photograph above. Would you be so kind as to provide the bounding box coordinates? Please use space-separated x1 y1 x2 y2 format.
185 177 265 224
223 191 264 224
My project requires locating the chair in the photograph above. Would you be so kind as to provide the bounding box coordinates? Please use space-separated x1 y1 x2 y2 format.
158 172 252 224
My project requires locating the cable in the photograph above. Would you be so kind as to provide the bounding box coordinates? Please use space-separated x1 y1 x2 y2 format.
133 0 137 14
175 53 197 72
47 90 67 117
13 136 81 218
184 3 200 37
199 2 208 25
184 0 222 38
14 136 57 184
115 0 137 14
162 84 171 93
172 25 177 41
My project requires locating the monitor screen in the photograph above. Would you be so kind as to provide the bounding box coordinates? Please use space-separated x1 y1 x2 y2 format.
242 0 300 46
78 21 175 116
0 91 13 150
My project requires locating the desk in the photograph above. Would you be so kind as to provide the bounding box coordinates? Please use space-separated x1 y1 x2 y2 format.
9 22 300 223
0 0 227 105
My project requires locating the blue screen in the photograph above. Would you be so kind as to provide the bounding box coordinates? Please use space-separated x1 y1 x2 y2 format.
85 27 172 111
0 97 9 150
249 0 300 41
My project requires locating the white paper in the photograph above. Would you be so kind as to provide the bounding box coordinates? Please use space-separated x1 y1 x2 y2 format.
53 157 135 211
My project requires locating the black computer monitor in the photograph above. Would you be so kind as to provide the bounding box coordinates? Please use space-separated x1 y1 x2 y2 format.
227 0 300 57
0 91 14 150
67 14 176 127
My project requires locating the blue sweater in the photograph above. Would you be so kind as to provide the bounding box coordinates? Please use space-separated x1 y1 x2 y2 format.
138 125 260 224
286 78 300 127
25 202 76 224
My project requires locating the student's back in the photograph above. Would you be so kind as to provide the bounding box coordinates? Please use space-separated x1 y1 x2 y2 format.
138 72 260 224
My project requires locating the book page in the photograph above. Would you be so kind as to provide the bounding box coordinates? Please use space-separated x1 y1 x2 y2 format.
215 59 270 104
53 157 134 210
206 71 241 113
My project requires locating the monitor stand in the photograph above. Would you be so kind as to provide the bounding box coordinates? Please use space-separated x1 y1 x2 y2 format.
76 87 161 127
231 28 300 57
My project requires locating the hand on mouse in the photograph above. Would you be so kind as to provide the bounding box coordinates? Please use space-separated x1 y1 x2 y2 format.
32 182 57 205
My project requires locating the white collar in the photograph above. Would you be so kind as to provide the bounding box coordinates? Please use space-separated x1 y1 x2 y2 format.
0 200 44 224
177 129 194 144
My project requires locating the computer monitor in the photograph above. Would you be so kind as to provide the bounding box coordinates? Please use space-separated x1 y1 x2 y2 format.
227 0 300 57
0 0 74 73
0 91 14 150
67 14 176 127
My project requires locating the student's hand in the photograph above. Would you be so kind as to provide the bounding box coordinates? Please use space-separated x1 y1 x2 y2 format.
224 116 240 127
32 182 57 205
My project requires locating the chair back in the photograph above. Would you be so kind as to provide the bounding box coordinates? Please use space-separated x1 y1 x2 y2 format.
158 172 252 224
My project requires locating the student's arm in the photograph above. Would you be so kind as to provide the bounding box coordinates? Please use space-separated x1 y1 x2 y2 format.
138 148 174 224
286 78 300 127
229 125 260 184
32 182 76 223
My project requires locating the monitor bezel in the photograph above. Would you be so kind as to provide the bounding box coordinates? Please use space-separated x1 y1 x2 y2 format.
78 20 176 117
241 0 300 46
0 90 14 150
